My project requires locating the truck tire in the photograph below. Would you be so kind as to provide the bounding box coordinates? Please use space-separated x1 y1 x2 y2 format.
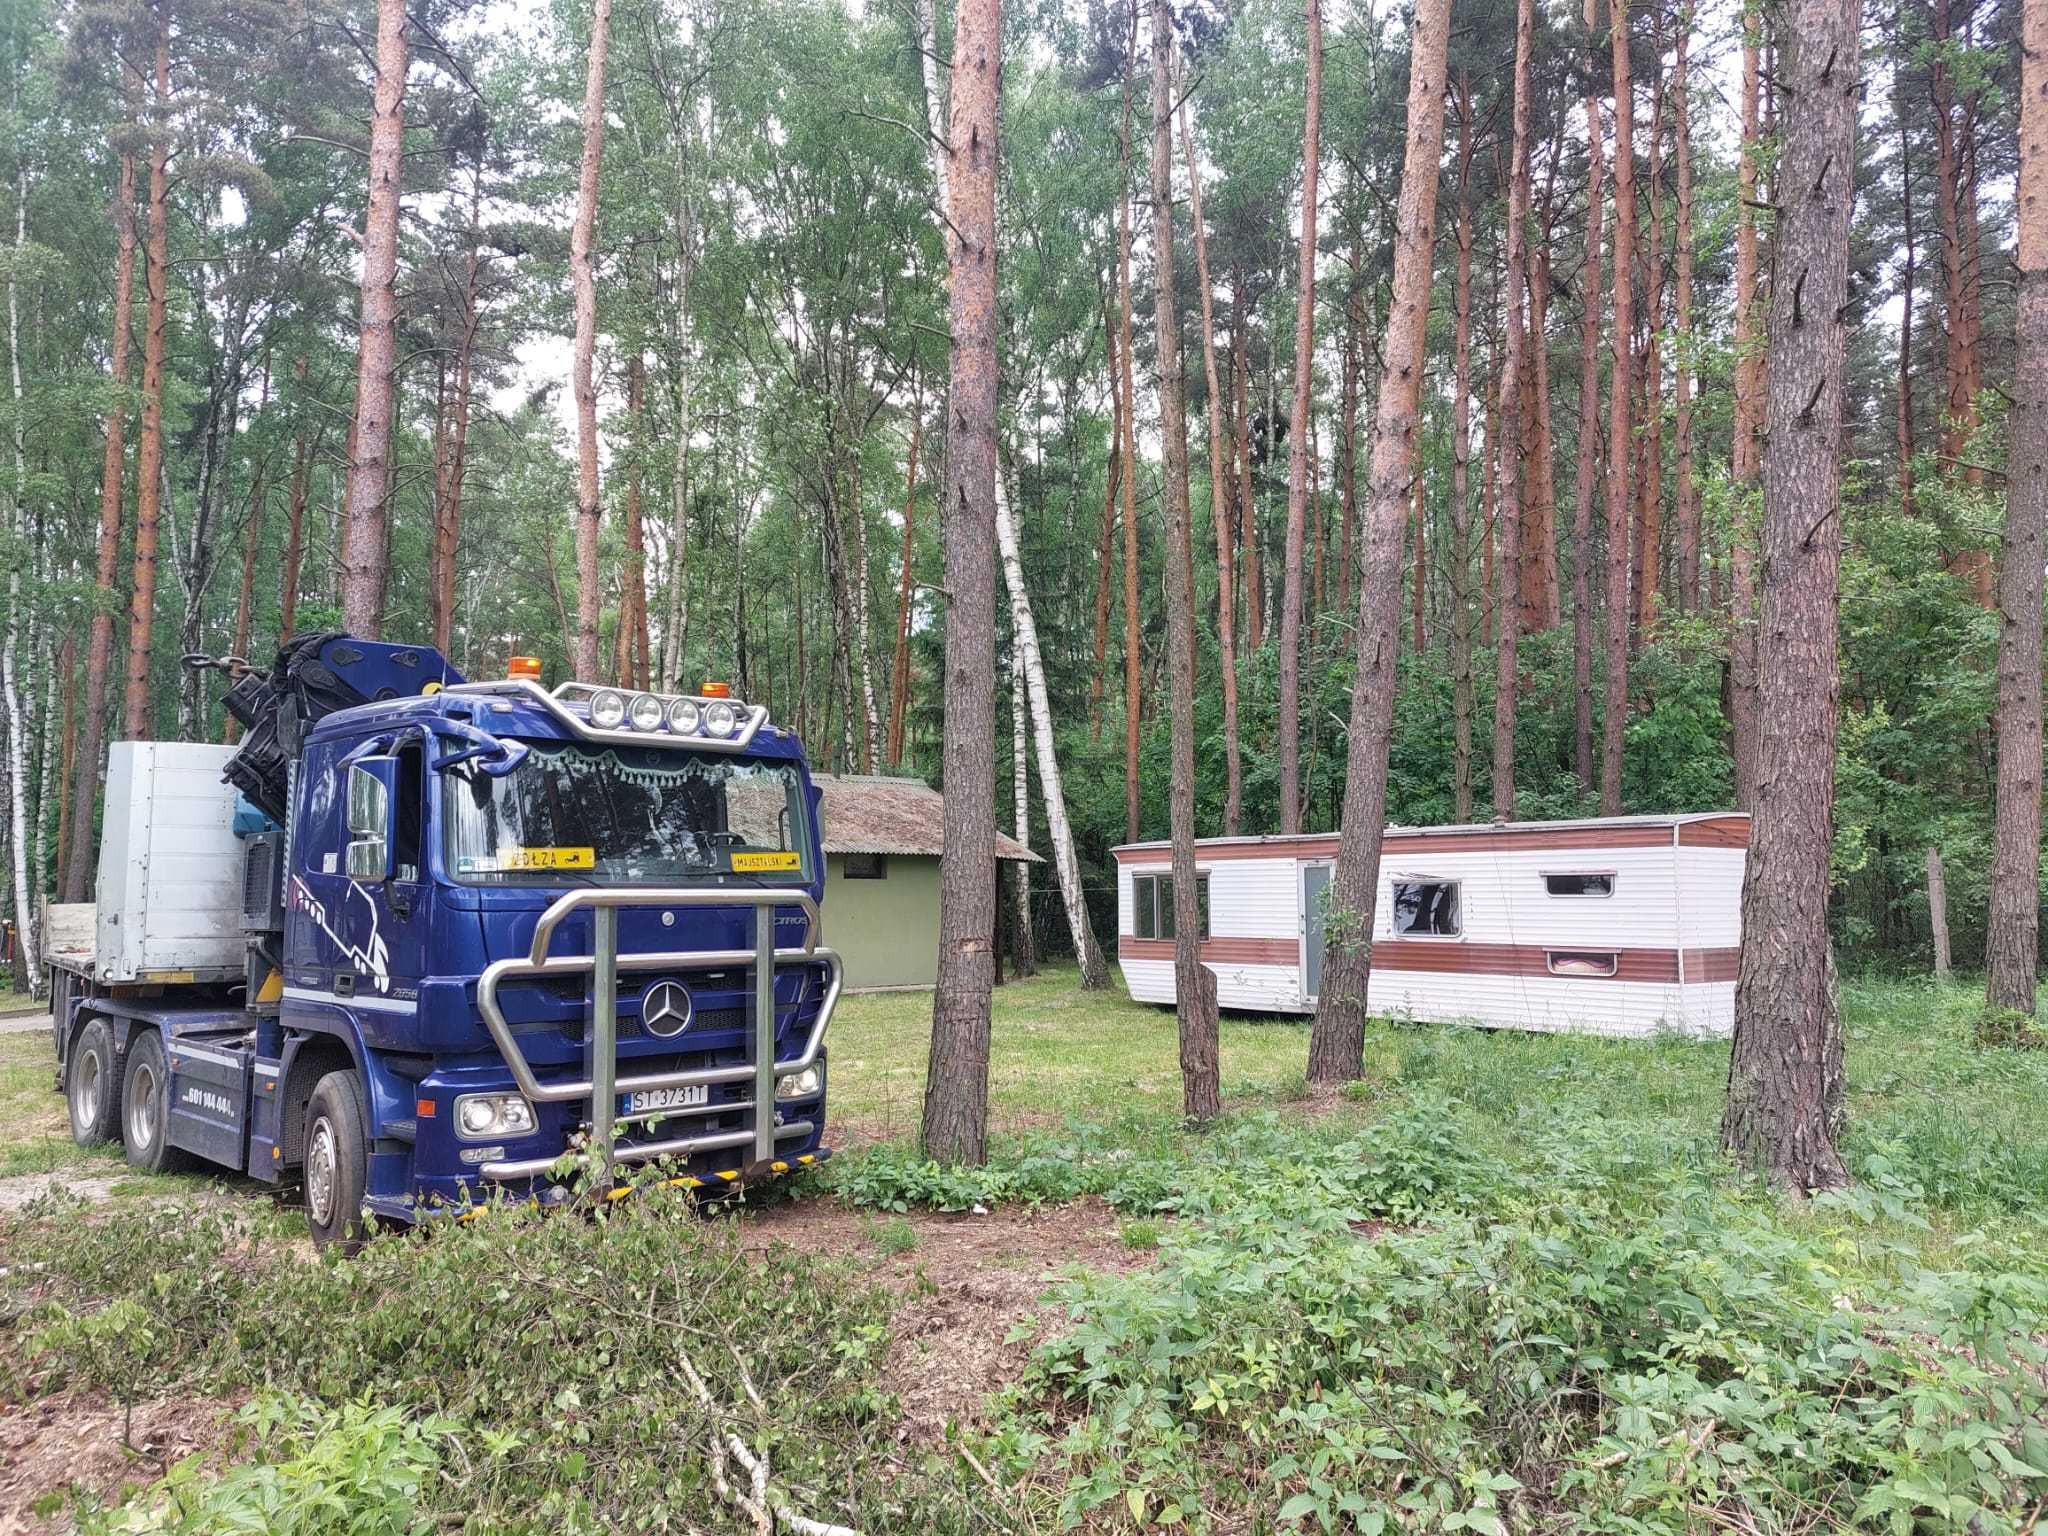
67 1018 121 1146
304 1070 373 1255
121 1031 192 1174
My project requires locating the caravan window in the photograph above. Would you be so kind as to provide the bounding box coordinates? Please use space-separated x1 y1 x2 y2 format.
1544 872 1615 897
1390 879 1460 936
1132 873 1210 940
1547 950 1619 977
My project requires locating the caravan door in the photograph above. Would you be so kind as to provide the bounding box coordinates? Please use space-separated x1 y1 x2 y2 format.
1300 861 1333 1006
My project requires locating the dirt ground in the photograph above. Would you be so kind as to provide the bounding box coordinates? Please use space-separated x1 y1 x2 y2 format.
0 1392 239 1536
742 1196 1153 1443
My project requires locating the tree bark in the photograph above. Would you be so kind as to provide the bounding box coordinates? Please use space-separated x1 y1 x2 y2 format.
121 11 172 739
1116 9 1142 847
1571 67 1604 797
1450 76 1477 821
1492 0 1533 821
1232 307 1261 651
1927 845 1953 980
569 0 613 681
1149 0 1220 1119
1411 472 1426 654
1276 0 1324 837
1895 89 1916 518
1308 0 1451 1083
1633 56 1665 632
336 0 407 639
1720 0 1860 1191
921 0 1001 1167
1728 5 1764 810
1598 0 1636 814
279 365 314 644
1008 651 1035 976
620 353 651 688
1985 2 2045 1018
5 132 37 986
1179 94 1243 836
1672 18 1699 610
64 139 137 903
1339 224 1364 616
1931 0 1990 604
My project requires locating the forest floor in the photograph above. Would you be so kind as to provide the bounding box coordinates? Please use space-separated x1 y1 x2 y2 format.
1 971 2045 1533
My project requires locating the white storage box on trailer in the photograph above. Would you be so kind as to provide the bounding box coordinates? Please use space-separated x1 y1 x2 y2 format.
94 742 246 983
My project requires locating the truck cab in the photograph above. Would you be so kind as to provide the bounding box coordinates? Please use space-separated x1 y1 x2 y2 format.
50 638 839 1248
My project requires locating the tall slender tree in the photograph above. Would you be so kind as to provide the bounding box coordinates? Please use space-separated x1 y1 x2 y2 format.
1985 0 2045 1018
1672 11 1698 610
1570 36 1604 794
335 0 408 638
1308 0 1453 1083
921 0 1001 1166
1728 3 1764 808
1152 0 1219 1119
568 0 613 681
1721 0 1861 1190
1277 0 1323 836
1598 0 1635 814
1492 0 1533 821
121 5 171 737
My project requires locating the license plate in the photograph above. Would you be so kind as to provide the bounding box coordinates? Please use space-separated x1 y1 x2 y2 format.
622 1084 708 1116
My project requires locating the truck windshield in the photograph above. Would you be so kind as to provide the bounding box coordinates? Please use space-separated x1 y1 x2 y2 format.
442 742 811 886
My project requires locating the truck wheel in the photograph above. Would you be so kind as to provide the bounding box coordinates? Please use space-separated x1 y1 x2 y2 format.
121 1032 191 1174
67 1018 121 1146
304 1070 372 1255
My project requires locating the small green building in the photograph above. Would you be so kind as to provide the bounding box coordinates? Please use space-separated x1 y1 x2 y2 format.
813 774 1042 991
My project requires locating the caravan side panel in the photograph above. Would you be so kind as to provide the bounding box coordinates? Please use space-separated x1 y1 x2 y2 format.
1117 854 1307 1012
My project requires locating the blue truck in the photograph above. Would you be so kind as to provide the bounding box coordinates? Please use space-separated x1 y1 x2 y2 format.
46 635 840 1249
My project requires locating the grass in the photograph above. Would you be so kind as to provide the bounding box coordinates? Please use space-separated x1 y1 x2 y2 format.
7 970 2048 1532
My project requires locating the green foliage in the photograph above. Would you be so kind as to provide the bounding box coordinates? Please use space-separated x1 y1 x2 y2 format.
79 1397 454 1536
1971 1006 2047 1051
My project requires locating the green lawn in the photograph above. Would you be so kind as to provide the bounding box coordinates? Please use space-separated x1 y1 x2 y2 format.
7 973 2048 1534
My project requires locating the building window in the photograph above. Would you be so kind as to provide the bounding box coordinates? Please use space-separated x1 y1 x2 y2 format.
1547 950 1619 977
1133 873 1209 940
1544 872 1615 897
1390 879 1460 937
844 853 888 880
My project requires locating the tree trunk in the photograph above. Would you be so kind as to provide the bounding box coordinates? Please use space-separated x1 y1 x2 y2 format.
1985 5 2046 1018
619 353 649 688
1491 0 1533 822
1411 473 1426 653
1523 240 1560 632
1090 311 1120 739
1308 0 1450 1082
1672 19 1699 610
5 143 38 986
1571 64 1604 796
51 635 76 901
1149 0 1220 1119
1181 93 1243 837
998 455 1110 988
569 0 613 681
1232 306 1262 652
1896 91 1916 518
920 0 1001 1167
121 15 172 740
887 403 921 768
1721 0 1860 1192
222 448 269 744
1927 845 1953 981
1117 11 1141 847
64 140 138 903
336 0 407 639
1277 0 1323 837
1931 0 1990 603
1729 6 1764 809
1451 75 1477 821
432 205 483 658
1339 225 1364 615
1599 0 1636 815
279 368 314 644
1634 57 1665 633
1008 651 1035 976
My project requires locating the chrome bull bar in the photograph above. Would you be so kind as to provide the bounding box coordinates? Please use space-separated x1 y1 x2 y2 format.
473 888 842 1181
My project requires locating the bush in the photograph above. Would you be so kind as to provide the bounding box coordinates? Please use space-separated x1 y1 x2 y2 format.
1972 1005 2048 1051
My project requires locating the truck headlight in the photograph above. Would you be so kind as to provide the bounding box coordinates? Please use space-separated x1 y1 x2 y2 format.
453 1093 536 1140
704 700 738 738
628 692 664 731
775 1066 822 1101
668 698 702 734
589 689 627 729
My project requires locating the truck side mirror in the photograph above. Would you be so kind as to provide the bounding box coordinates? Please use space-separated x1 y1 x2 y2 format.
345 758 398 882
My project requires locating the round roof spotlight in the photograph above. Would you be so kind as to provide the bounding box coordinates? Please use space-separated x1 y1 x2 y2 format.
588 689 627 730
628 692 665 731
704 700 739 739
668 698 703 735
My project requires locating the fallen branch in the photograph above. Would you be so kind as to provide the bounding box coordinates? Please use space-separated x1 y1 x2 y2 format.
676 1346 862 1536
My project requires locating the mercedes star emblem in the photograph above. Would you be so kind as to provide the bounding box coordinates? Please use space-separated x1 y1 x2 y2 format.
640 980 693 1038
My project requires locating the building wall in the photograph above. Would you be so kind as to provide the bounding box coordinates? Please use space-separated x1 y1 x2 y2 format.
821 852 942 990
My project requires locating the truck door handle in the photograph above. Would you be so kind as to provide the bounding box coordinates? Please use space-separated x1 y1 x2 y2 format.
334 973 355 998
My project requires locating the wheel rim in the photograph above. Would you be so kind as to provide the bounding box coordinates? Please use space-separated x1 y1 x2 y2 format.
126 1061 158 1150
306 1117 338 1228
74 1047 101 1127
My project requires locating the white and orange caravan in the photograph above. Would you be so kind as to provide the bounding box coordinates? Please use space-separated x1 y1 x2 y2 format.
1112 813 1749 1039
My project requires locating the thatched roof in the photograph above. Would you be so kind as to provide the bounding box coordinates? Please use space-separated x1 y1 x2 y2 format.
813 774 1041 863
